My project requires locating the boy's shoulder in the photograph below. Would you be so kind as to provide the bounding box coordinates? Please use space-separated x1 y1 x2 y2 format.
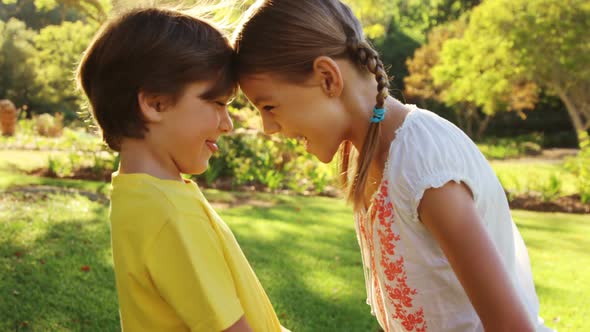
110 173 209 229
111 175 175 218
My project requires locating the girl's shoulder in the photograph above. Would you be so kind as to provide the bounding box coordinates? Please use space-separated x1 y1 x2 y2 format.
388 105 480 167
383 105 488 222
393 105 468 144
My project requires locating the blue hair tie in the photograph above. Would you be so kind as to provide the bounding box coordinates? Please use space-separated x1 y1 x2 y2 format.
370 107 386 123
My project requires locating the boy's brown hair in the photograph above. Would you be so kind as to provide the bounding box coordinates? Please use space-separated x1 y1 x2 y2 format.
77 7 236 151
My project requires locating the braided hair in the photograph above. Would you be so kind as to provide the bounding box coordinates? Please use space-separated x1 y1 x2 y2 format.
342 36 391 209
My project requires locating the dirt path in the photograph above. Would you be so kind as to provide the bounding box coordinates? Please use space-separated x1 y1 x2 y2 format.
3 185 109 205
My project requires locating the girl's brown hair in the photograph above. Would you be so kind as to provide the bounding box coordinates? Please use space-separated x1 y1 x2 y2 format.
77 7 236 151
233 0 390 211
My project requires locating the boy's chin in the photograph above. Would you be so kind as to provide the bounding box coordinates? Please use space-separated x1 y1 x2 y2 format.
181 161 209 176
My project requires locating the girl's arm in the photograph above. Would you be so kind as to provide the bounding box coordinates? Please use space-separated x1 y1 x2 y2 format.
418 181 535 332
222 316 290 332
223 316 254 332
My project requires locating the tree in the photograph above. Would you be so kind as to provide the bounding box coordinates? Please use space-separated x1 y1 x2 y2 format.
332 1 485 91
430 9 543 140
29 0 109 22
0 18 38 110
1 0 65 29
343 0 398 39
382 0 482 42
0 0 111 23
28 20 98 115
443 0 589 146
404 19 466 105
406 16 538 139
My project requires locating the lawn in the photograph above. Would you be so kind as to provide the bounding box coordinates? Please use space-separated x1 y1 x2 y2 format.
491 160 579 197
1 150 588 331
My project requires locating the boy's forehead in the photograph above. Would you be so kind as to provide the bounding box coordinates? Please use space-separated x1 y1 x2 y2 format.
181 80 214 95
186 80 213 90
187 77 235 100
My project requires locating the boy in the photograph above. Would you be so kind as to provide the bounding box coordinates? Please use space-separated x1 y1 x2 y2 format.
77 7 284 332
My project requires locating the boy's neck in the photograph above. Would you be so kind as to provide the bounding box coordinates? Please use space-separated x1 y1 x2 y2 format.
118 139 184 182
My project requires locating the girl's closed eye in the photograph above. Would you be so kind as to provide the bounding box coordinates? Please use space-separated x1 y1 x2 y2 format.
262 105 275 113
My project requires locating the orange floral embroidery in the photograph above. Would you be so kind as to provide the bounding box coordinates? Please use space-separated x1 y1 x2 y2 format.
358 213 387 325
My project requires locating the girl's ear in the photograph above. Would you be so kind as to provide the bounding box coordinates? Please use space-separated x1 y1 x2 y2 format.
312 56 344 98
137 91 165 123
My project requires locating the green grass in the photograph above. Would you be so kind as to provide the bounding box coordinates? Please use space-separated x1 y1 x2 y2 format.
512 211 589 331
491 160 579 197
0 190 117 331
0 150 67 172
1 150 588 331
0 150 110 196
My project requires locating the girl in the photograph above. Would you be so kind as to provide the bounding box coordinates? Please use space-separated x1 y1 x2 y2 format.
234 1 552 331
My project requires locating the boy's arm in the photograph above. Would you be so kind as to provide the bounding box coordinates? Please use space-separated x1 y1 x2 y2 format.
418 181 534 332
148 218 245 331
223 316 253 332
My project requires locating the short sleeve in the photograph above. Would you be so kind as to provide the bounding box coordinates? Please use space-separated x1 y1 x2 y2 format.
386 108 481 223
146 212 244 331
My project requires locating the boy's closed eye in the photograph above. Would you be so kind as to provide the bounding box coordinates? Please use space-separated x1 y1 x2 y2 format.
212 97 233 108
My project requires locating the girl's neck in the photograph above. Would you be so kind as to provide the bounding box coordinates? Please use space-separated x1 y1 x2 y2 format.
375 96 410 165
348 95 410 167
346 94 410 206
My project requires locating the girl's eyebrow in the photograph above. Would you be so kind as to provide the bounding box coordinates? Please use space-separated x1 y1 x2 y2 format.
253 96 273 106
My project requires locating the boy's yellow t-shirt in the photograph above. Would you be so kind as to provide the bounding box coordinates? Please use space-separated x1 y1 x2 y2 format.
109 173 282 332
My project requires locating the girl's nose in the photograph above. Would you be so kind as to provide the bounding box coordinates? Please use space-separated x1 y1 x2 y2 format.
219 106 234 133
261 113 280 135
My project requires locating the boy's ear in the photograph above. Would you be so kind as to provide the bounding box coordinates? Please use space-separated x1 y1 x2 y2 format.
137 91 165 123
312 56 344 98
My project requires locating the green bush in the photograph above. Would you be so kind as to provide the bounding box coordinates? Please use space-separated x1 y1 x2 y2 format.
478 134 543 160
196 129 337 194
0 119 105 151
46 151 117 179
34 113 64 137
192 105 339 195
47 155 73 177
565 132 590 203
534 173 563 202
495 163 577 202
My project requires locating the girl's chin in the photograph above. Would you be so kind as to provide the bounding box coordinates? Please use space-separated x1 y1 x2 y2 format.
310 145 338 164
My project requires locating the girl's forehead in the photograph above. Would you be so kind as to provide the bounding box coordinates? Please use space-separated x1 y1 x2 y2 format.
239 74 277 95
240 73 275 84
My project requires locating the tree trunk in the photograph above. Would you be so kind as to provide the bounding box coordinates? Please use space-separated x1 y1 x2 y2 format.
466 106 475 138
454 104 480 138
476 113 493 141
